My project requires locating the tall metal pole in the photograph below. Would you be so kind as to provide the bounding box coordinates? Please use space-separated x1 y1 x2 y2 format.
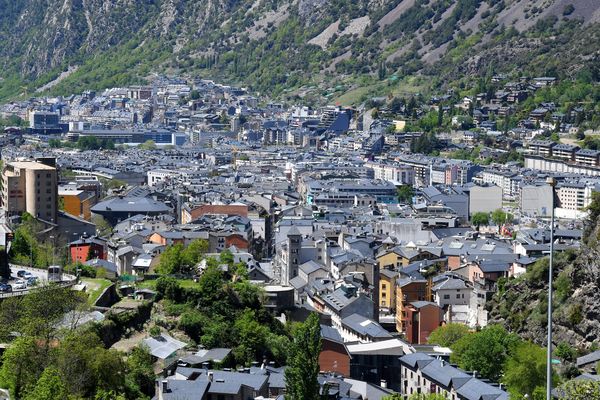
546 177 556 400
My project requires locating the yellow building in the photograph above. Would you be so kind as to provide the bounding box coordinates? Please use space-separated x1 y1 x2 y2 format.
377 246 441 268
379 268 399 311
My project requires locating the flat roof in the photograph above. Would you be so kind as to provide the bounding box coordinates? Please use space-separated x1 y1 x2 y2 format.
9 161 55 170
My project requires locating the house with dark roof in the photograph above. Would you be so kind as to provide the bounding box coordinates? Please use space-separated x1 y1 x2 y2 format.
576 349 600 371
158 367 270 400
404 301 443 344
320 325 351 377
400 353 509 399
91 196 172 225
339 313 392 343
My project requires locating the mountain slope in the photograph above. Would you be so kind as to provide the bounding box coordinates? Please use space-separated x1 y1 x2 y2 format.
0 0 599 101
488 213 600 349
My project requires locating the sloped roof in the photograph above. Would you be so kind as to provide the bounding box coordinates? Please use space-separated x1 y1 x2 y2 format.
143 333 187 360
341 314 392 339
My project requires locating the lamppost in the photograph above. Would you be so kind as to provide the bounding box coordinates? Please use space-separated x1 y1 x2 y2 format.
546 176 556 400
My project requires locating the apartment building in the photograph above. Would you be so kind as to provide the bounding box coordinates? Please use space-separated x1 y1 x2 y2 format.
399 353 508 399
556 181 594 211
1 160 58 222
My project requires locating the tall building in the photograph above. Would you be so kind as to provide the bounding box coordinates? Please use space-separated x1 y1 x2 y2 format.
28 111 62 134
1 160 58 223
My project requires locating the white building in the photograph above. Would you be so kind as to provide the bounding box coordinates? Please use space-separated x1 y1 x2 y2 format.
147 169 180 187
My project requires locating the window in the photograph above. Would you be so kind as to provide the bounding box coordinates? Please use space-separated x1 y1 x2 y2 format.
443 294 450 299
456 294 461 299
382 283 386 289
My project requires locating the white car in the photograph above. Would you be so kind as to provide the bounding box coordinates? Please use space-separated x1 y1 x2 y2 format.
13 280 27 290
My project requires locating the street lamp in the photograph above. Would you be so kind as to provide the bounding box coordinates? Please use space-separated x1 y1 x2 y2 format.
546 176 556 400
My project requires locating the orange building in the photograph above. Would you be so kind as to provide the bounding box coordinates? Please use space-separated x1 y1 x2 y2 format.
395 277 428 333
59 188 96 221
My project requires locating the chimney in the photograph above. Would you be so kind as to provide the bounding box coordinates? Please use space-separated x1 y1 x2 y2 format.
380 379 387 389
473 370 478 378
161 380 168 393
207 372 213 382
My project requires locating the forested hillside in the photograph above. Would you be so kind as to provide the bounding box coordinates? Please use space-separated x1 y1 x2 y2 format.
0 0 599 102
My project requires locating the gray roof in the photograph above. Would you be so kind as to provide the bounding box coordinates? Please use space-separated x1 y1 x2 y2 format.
433 277 469 291
205 369 268 394
341 314 392 339
290 276 308 290
577 350 600 367
299 260 326 275
400 353 509 399
173 367 268 394
179 348 232 365
455 377 509 400
159 378 210 400
143 333 187 360
321 288 356 311
91 196 171 213
321 325 344 343
410 301 440 309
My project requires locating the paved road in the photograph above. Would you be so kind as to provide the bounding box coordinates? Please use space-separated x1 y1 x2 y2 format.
7 265 48 291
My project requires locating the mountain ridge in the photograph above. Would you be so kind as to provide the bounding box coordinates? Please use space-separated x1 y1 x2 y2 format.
0 0 599 102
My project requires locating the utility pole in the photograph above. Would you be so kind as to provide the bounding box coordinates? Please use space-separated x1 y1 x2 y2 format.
546 176 556 400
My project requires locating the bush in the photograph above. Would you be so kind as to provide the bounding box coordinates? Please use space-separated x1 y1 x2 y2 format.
562 4 575 16
154 277 182 302
567 304 583 326
555 341 577 361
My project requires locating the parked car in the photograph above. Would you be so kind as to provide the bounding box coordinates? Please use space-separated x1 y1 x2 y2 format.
26 276 38 286
0 284 12 293
13 280 27 290
22 272 34 280
16 270 27 278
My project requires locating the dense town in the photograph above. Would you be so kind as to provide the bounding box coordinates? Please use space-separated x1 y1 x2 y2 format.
0 75 598 400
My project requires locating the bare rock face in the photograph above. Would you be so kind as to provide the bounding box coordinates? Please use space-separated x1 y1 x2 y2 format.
488 225 600 350
298 0 330 23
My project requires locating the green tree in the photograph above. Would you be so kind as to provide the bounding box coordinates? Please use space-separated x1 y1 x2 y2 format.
555 341 577 362
91 215 112 237
156 243 184 274
138 140 156 150
503 341 556 398
23 367 68 400
155 276 182 302
219 248 235 265
491 209 513 231
428 323 470 347
471 212 490 229
285 313 321 400
181 239 209 271
0 337 46 398
397 185 415 204
125 346 155 397
451 325 520 381
558 379 600 399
